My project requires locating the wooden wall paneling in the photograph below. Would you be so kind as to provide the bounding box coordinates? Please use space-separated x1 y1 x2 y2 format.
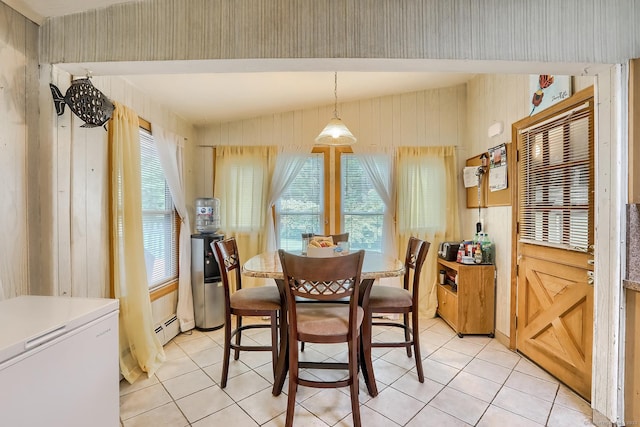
591 71 621 421
424 89 439 146
53 72 73 297
400 92 418 146
440 86 459 147
71 126 89 297
357 98 373 146
25 16 40 295
0 4 28 298
40 1 640 67
378 95 393 147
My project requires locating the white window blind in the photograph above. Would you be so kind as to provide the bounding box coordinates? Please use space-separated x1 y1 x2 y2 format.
341 154 385 252
518 102 593 251
140 128 178 287
275 153 324 251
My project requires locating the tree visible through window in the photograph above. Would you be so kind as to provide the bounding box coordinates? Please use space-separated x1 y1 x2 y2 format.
341 154 385 252
275 153 324 251
140 128 178 288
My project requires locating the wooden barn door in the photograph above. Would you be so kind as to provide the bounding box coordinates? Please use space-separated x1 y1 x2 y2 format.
513 87 594 401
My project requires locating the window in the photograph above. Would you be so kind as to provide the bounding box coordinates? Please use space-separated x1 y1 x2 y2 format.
274 149 387 253
341 153 386 252
275 153 324 251
518 101 593 251
139 127 178 287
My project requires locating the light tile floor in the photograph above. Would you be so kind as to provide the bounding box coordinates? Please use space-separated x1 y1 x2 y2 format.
119 316 596 426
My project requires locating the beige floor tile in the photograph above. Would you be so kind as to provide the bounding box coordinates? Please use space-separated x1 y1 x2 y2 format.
155 355 200 382
175 386 234 423
547 403 596 427
422 357 460 385
429 386 489 425
428 346 474 370
448 371 502 402
122 402 189 427
119 383 172 420
406 405 472 426
462 357 512 384
390 371 444 403
119 315 597 427
224 370 272 401
492 385 553 425
477 404 545 427
237 387 289 425
301 388 358 425
364 385 426 425
191 402 259 427
504 370 559 402
162 369 216 400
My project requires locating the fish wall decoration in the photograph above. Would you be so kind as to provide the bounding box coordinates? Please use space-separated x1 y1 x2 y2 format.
49 78 115 129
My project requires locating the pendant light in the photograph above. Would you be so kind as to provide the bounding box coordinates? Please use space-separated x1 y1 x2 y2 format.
315 72 357 146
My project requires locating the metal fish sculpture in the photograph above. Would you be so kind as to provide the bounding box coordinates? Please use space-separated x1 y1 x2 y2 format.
49 78 114 129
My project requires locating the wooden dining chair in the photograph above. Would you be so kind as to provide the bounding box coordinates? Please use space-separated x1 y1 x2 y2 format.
278 249 365 427
361 237 430 396
212 238 281 388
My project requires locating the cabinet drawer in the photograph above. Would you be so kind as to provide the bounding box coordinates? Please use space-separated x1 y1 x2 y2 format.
437 284 458 329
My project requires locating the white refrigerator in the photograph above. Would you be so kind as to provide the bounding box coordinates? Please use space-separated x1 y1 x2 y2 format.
0 295 119 427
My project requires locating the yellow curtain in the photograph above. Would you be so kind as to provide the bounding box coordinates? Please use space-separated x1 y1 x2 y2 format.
214 146 277 288
396 146 460 318
109 101 165 383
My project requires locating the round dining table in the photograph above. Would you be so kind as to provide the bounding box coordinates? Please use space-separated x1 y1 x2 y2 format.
242 250 405 397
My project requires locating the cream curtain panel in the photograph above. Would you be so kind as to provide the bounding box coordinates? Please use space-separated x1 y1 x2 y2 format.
109 101 165 383
396 146 460 318
214 146 277 288
154 125 194 332
265 148 308 252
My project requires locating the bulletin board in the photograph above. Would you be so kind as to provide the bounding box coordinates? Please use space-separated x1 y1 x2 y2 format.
465 142 513 208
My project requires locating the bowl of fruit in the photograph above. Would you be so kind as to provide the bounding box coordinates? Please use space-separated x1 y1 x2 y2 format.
306 236 338 257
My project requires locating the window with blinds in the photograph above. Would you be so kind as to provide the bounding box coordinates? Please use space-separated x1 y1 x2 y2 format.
518 101 594 252
341 154 386 252
140 128 178 287
275 153 324 251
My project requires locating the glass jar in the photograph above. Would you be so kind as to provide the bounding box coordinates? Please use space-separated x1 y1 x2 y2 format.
301 233 313 254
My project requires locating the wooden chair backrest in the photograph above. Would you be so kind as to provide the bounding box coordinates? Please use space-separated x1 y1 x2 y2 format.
403 237 431 299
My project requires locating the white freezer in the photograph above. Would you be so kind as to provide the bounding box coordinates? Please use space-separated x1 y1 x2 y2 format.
0 295 119 427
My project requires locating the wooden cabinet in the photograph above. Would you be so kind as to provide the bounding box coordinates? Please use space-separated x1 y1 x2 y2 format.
436 259 495 337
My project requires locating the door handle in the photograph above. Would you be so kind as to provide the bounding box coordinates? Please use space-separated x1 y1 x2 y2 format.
587 270 594 286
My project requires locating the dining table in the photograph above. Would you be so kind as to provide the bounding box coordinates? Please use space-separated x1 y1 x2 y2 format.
242 250 405 397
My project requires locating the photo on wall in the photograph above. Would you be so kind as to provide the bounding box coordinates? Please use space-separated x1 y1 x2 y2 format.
529 75 572 116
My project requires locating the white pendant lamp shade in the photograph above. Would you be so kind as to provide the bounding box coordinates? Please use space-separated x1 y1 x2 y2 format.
315 116 357 145
315 72 357 146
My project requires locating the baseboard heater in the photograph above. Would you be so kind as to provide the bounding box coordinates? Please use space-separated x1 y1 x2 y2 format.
154 314 180 346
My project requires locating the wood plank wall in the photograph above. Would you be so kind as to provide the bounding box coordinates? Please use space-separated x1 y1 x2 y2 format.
0 2 38 299
39 0 640 65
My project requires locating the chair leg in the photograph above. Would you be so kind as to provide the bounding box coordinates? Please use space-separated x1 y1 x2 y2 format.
270 312 278 377
234 315 242 360
411 309 424 383
348 338 361 427
221 315 232 388
360 309 378 397
404 312 412 357
285 338 298 427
